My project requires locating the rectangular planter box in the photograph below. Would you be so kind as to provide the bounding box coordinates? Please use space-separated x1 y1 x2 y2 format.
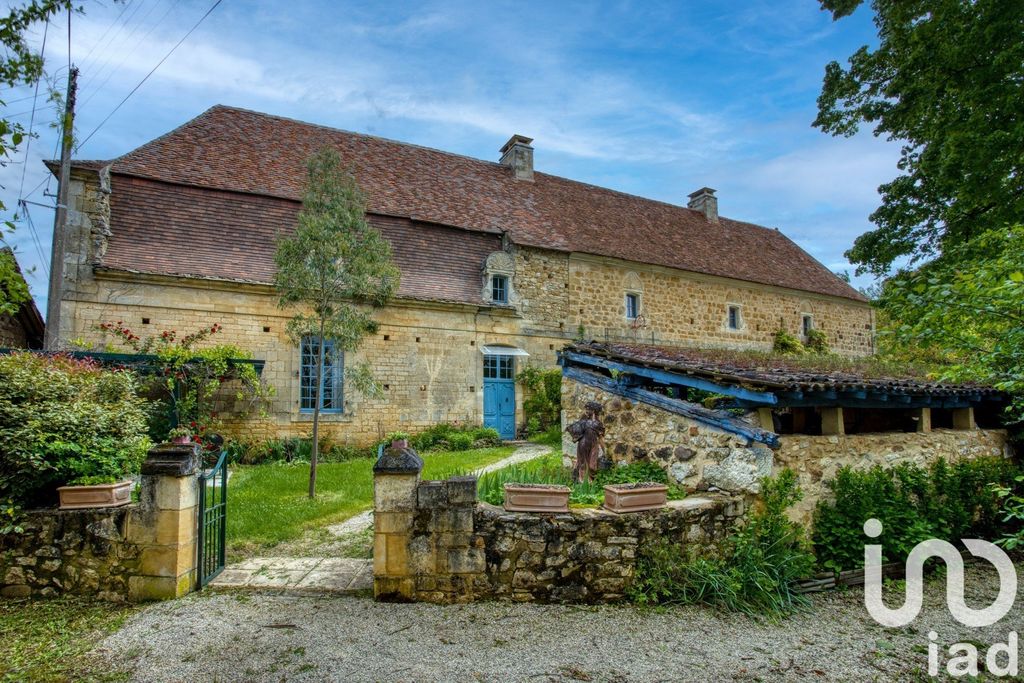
503 484 570 513
57 480 134 510
603 483 668 513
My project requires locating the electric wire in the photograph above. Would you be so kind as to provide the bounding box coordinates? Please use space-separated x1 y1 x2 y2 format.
76 0 222 153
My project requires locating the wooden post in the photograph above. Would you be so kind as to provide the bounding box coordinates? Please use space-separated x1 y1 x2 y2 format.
914 407 932 433
952 407 975 430
820 406 844 436
757 407 775 432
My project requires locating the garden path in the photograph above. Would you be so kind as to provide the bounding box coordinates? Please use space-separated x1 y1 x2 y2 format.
210 443 552 594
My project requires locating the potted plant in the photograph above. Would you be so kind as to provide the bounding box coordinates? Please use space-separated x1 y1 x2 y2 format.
603 482 668 514
168 426 193 445
386 431 410 450
503 483 571 513
57 475 134 510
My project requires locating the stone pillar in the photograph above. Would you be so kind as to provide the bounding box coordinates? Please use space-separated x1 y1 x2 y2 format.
127 443 200 601
757 407 775 432
914 407 932 433
820 406 845 436
373 443 423 601
952 407 976 430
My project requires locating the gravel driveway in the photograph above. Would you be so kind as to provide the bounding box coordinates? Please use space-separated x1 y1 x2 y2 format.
92 561 1022 682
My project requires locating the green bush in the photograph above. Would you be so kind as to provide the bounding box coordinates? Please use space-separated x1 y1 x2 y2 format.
772 328 805 355
446 432 474 451
629 469 814 617
596 461 668 486
0 352 151 507
226 437 374 465
992 475 1024 550
516 365 562 434
812 457 1023 572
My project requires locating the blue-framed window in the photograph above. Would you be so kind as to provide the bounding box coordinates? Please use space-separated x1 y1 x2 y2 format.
727 305 741 330
491 274 509 304
483 354 514 380
625 293 639 320
300 336 343 413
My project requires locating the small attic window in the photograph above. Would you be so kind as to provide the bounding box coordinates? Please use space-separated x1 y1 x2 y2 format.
491 274 508 304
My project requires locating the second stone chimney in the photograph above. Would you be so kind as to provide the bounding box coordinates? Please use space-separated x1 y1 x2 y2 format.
687 187 718 223
499 134 534 181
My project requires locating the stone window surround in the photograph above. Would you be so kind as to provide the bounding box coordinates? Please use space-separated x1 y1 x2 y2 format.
725 303 744 332
290 339 355 423
482 251 518 307
801 313 814 338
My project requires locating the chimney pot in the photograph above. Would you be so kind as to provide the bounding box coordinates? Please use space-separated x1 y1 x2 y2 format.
687 187 718 223
499 134 534 181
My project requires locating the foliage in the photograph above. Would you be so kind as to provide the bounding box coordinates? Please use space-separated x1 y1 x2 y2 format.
407 423 501 452
0 352 150 507
991 475 1024 551
628 470 814 617
385 431 410 442
815 0 1024 276
0 595 137 683
876 226 1024 421
812 457 1023 572
98 320 273 442
529 424 563 449
0 248 29 316
772 328 805 355
228 446 515 554
805 329 830 355
516 364 562 434
477 455 685 506
274 147 400 498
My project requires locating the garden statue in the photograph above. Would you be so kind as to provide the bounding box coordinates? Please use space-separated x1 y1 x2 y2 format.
566 401 605 483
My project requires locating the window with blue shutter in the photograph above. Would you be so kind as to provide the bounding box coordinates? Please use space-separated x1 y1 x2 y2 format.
300 336 344 413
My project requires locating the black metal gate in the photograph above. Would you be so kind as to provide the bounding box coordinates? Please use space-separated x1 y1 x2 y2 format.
197 450 228 587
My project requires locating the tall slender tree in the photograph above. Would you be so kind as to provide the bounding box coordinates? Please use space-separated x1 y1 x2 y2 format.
274 149 399 498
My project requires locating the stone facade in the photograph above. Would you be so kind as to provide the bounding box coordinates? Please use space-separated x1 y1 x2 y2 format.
0 443 202 601
54 168 874 445
562 376 1012 525
372 454 741 604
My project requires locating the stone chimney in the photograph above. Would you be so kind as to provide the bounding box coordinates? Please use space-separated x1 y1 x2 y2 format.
687 187 718 223
499 134 534 181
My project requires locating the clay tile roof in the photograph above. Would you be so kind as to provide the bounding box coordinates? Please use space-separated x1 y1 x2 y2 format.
567 341 1001 398
91 105 866 302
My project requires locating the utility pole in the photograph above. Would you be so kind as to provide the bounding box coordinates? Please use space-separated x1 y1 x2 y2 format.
44 66 78 351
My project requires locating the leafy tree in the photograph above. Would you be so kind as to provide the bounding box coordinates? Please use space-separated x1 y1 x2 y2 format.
275 148 399 498
0 1 78 311
0 248 30 316
876 226 1024 420
815 0 1024 276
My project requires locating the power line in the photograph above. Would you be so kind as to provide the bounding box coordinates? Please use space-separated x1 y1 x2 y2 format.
76 0 222 153
15 18 51 277
78 0 151 88
76 0 136 72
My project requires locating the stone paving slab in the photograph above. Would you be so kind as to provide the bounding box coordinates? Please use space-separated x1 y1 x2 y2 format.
209 557 372 593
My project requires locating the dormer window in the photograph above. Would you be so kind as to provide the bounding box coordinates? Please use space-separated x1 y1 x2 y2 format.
625 292 639 320
491 274 509 304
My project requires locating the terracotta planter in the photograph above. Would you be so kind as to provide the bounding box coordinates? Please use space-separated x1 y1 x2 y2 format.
172 436 192 445
503 483 570 513
390 438 409 450
603 483 668 514
57 480 134 510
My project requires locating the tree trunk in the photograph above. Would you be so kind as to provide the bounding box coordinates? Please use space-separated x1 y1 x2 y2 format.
309 319 326 499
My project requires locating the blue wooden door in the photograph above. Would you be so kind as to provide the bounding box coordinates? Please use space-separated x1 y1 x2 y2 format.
483 355 516 440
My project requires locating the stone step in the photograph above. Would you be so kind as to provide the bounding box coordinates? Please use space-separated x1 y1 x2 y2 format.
209 557 372 594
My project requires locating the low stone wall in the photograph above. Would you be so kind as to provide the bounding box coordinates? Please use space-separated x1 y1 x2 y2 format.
372 447 742 604
475 496 742 603
0 507 139 600
0 443 202 602
562 377 1013 525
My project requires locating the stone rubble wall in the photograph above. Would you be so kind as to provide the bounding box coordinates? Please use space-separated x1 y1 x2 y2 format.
562 377 1012 526
373 463 742 604
0 507 140 601
474 495 742 603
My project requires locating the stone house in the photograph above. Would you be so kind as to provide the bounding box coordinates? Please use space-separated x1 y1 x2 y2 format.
0 248 44 349
53 105 874 445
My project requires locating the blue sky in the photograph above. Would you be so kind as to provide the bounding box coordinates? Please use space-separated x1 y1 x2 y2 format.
1 0 893 314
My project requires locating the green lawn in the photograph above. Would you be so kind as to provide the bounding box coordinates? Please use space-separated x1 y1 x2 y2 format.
227 446 516 554
0 597 136 683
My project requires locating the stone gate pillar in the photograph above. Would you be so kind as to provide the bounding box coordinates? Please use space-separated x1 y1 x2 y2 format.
127 442 201 601
372 443 423 601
